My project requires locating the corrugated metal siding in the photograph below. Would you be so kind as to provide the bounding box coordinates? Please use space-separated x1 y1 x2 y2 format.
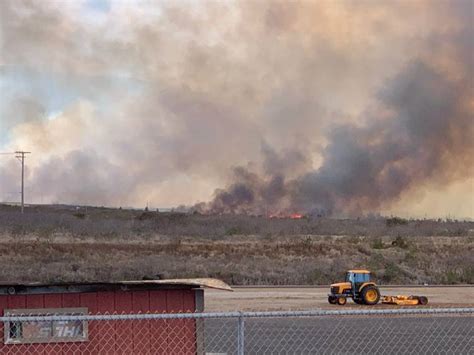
0 289 197 354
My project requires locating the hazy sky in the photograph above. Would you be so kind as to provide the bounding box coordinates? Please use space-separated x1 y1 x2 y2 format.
0 0 472 218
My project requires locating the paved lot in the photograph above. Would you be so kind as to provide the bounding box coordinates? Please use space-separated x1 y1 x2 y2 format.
205 286 474 312
204 314 473 354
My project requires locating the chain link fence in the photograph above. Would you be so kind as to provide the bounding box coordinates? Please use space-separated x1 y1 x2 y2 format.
0 308 472 354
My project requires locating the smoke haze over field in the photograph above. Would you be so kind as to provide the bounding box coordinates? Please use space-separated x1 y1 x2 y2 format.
0 0 473 217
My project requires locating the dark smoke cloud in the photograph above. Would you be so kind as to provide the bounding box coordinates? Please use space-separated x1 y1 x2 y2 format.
201 56 473 215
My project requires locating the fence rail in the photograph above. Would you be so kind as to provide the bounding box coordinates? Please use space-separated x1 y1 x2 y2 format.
1 308 473 354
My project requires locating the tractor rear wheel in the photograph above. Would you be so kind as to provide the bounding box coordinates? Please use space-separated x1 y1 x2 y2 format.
361 286 380 305
328 295 337 304
337 297 347 306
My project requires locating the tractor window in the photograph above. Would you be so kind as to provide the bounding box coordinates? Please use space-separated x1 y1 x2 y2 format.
354 273 370 283
345 273 354 282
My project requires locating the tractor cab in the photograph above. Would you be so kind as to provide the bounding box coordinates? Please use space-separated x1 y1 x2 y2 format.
346 270 371 286
328 269 380 305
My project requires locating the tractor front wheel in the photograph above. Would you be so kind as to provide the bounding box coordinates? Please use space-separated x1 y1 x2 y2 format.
337 297 347 306
328 296 337 304
417 296 428 305
361 286 380 305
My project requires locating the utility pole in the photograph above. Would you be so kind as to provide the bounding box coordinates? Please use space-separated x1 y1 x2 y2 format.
15 151 31 213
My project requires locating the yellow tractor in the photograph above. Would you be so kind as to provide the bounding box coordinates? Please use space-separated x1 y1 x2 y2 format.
328 269 381 305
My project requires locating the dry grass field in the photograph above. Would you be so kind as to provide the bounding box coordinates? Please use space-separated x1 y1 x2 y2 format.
0 204 473 285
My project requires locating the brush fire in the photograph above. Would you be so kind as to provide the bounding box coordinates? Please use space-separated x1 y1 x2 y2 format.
268 213 304 219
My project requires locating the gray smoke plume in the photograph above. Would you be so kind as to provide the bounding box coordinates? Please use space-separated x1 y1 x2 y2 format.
292 61 473 215
0 1 472 216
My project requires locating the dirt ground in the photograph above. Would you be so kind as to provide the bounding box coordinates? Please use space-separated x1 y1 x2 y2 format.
204 286 474 312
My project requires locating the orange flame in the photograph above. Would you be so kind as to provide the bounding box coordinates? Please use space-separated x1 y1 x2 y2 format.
268 213 304 219
290 213 303 219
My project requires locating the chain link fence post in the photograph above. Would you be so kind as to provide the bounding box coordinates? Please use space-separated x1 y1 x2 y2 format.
237 311 245 355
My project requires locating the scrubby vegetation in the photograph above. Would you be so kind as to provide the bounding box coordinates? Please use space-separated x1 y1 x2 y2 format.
0 204 472 285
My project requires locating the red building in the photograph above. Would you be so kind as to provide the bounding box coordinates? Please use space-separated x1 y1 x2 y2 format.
0 278 230 354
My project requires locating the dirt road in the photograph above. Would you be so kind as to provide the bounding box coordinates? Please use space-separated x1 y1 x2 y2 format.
205 286 474 311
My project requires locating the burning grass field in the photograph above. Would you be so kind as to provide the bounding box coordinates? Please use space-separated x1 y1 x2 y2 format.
0 204 473 285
